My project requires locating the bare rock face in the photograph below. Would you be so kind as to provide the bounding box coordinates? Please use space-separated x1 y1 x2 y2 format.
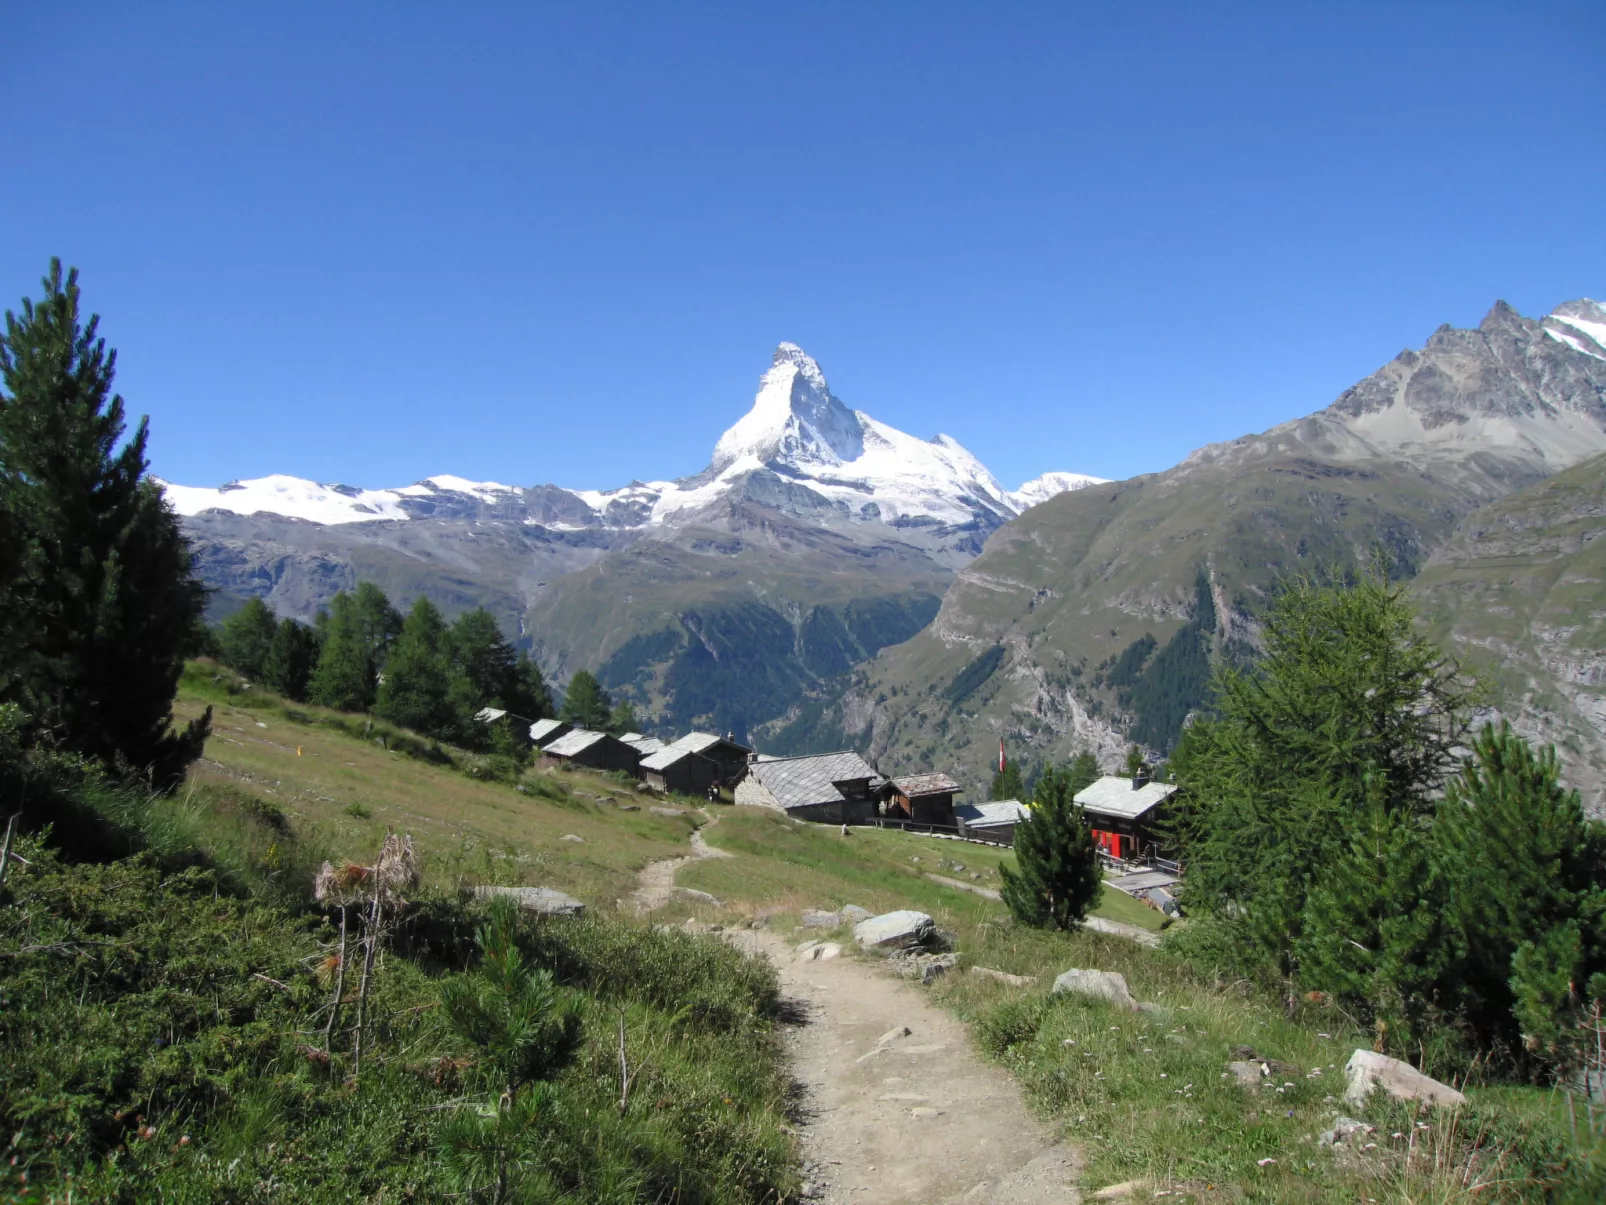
1050 968 1140 1011
1343 1050 1467 1108
853 910 936 950
472 885 585 916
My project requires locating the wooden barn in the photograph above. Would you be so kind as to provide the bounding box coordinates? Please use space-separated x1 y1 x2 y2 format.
954 799 1031 845
541 729 642 776
885 772 961 825
734 751 884 824
1073 774 1178 862
642 731 754 796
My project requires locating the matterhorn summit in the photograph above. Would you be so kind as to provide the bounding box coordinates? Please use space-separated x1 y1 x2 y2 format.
711 343 865 470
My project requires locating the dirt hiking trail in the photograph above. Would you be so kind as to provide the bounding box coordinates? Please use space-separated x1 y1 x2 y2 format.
633 815 1081 1204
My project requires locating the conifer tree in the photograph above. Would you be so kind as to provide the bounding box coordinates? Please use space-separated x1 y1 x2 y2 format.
219 596 278 680
513 651 554 723
352 581 403 670
310 591 378 712
560 669 611 730
989 759 1025 802
1291 772 1450 1054
1000 765 1102 930
608 699 638 735
375 596 455 738
0 259 210 787
1065 750 1101 797
1436 722 1606 1061
263 617 322 702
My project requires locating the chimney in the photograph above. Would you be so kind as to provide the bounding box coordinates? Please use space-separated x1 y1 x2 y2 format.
1133 767 1150 789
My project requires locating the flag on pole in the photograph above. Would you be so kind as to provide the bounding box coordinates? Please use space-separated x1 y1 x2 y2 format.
998 737 1006 774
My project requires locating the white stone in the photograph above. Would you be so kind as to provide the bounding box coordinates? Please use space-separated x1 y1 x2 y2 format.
472 885 584 916
1050 968 1140 1011
1343 1050 1467 1108
853 910 936 949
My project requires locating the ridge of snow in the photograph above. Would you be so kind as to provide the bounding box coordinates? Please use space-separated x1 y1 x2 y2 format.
1007 471 1109 511
161 342 1104 530
161 474 414 524
1546 300 1606 360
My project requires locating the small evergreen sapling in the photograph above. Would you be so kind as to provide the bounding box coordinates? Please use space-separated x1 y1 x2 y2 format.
439 897 583 1204
1001 765 1102 930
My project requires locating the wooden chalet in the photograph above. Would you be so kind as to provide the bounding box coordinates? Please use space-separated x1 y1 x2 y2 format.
1073 774 1178 861
528 718 573 750
640 731 752 797
541 729 642 776
954 799 1031 845
885 772 961 825
734 751 884 824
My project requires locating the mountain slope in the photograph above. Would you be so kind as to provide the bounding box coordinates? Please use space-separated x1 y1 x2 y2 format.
845 298 1606 800
1413 451 1606 812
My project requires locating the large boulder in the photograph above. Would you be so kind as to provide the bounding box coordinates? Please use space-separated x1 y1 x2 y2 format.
1050 968 1140 1011
473 885 585 916
1343 1050 1467 1108
853 910 936 950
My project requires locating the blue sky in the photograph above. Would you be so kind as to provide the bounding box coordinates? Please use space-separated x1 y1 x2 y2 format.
4 3 1603 492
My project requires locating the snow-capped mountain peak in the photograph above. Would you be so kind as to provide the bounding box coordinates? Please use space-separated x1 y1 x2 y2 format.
162 342 1103 541
711 342 864 471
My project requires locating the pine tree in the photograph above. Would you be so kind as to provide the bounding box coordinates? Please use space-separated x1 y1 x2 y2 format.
1436 722 1606 1061
0 259 210 787
351 581 403 671
989 759 1025 802
513 652 554 723
1064 750 1101 797
310 591 378 712
1000 765 1102 930
263 617 322 702
1174 568 1475 972
375 596 455 739
1291 771 1450 1055
560 669 611 730
219 596 278 680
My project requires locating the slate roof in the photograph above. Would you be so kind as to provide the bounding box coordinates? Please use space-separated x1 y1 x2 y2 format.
621 734 666 756
544 729 609 758
528 718 570 746
747 751 882 811
892 772 962 797
641 731 734 772
955 800 1031 828
1073 776 1178 820
475 707 508 724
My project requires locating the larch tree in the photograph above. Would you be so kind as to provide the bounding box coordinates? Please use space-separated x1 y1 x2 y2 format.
560 670 611 730
310 591 378 712
0 259 210 788
263 617 322 702
219 596 278 681
375 595 455 738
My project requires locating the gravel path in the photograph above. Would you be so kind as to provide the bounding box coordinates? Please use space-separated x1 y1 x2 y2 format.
630 817 1081 1204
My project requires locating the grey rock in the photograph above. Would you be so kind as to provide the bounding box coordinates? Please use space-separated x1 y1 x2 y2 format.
650 805 685 818
1344 1049 1467 1108
618 804 640 812
677 887 721 905
559 833 585 843
970 965 1034 988
473 885 585 916
1050 968 1140 1011
840 904 873 922
1318 1115 1374 1147
890 952 960 983
853 910 936 950
1227 1060 1264 1087
800 909 842 928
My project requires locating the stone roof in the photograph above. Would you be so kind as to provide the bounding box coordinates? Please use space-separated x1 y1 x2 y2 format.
528 718 570 746
955 800 1031 827
621 734 666 756
1073 776 1178 820
892 772 962 798
544 729 609 758
747 751 882 811
640 730 750 771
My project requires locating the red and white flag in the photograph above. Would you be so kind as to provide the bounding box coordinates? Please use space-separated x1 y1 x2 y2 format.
998 737 1006 774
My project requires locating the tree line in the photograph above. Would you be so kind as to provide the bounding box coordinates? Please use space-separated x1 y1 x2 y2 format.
216 589 638 754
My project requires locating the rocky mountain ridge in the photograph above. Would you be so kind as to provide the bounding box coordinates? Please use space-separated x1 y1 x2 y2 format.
843 297 1606 809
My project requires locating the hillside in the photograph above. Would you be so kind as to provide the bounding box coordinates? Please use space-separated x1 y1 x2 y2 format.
1414 451 1606 811
841 298 1606 798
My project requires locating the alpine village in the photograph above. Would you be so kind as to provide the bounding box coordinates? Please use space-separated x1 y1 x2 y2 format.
5 11 1606 1205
